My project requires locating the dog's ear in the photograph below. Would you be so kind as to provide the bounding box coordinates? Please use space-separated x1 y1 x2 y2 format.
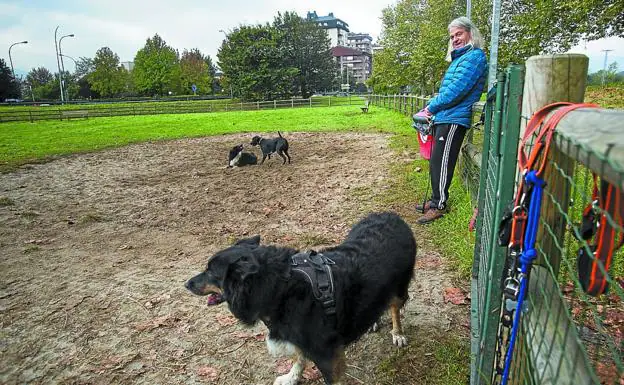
235 235 260 247
236 254 260 280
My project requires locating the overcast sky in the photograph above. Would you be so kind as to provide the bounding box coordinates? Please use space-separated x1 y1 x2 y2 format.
2 0 623 77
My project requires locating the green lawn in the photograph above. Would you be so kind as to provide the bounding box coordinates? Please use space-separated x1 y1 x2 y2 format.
0 105 405 171
0 95 359 112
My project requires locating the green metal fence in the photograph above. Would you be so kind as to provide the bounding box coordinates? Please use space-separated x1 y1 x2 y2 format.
470 64 525 384
470 64 624 384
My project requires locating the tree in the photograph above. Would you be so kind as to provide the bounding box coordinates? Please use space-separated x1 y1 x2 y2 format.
87 47 127 97
370 0 623 93
25 67 59 100
133 34 181 96
75 57 95 79
180 48 212 95
273 11 336 98
587 62 623 86
218 24 292 101
0 58 20 101
205 55 220 94
369 0 463 94
72 57 98 99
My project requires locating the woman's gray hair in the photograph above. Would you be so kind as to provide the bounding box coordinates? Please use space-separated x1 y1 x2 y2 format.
448 17 484 49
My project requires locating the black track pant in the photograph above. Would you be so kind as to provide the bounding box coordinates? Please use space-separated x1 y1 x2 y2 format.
429 123 468 210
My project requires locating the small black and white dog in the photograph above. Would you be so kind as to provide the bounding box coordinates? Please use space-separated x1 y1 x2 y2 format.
250 132 291 165
185 212 417 385
228 144 258 167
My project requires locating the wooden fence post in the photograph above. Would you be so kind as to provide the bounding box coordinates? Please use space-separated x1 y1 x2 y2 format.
522 53 588 272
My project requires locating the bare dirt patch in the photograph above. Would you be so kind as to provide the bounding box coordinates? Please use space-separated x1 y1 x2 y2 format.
0 132 468 384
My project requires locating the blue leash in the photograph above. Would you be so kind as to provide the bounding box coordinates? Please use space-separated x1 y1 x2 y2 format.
501 170 544 385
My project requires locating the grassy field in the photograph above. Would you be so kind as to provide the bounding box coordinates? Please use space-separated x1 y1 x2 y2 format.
585 85 624 109
0 95 358 112
0 105 400 170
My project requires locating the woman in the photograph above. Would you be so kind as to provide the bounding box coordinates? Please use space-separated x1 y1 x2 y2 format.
416 16 487 224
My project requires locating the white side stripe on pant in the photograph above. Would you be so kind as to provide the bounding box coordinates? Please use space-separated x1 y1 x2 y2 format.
438 124 458 208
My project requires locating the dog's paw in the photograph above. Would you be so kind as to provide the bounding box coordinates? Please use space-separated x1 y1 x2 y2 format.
391 332 408 347
273 372 300 385
368 322 379 333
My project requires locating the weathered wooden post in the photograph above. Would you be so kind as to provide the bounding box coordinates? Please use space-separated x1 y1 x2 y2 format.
521 53 588 272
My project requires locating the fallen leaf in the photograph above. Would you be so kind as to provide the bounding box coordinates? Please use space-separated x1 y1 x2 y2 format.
196 365 219 381
275 357 292 375
214 313 237 327
134 314 176 332
302 365 321 380
443 287 466 305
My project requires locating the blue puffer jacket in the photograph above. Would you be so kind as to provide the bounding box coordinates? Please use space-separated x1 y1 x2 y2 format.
427 45 487 128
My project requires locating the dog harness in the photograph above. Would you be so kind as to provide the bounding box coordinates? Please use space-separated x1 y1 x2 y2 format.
290 251 337 319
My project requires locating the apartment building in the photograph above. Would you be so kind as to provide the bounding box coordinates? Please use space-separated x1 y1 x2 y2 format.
347 32 373 54
306 11 350 49
331 46 372 84
307 11 373 84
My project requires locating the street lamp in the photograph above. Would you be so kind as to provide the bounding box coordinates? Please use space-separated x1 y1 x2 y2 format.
59 33 75 102
54 26 64 102
8 40 28 79
59 54 77 72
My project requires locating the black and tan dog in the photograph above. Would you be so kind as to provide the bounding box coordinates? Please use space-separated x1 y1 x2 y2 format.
250 132 291 165
185 212 417 385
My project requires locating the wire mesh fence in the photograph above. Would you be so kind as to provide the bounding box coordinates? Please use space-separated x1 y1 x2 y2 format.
471 60 623 385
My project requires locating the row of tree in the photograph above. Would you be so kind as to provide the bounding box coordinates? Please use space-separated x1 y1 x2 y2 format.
1 35 220 102
369 0 624 94
2 11 342 102
217 11 337 100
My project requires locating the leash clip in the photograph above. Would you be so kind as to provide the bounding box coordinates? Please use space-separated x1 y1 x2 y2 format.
503 277 520 301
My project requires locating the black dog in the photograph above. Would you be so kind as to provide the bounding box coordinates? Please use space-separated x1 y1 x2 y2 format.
228 144 257 167
250 132 291 165
186 212 417 384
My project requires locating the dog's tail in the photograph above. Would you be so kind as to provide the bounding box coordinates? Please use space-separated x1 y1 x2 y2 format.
278 131 283 138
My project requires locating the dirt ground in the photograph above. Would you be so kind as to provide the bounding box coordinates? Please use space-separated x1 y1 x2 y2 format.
0 132 468 384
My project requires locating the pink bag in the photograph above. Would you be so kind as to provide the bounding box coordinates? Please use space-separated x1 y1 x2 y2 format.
412 108 433 160
418 132 433 160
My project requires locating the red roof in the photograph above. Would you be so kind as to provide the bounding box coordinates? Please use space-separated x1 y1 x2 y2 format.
331 46 365 57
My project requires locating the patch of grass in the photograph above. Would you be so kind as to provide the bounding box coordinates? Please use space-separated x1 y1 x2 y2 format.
585 86 624 109
79 212 107 224
23 245 40 254
376 328 470 385
20 211 40 220
0 196 14 206
298 233 336 248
